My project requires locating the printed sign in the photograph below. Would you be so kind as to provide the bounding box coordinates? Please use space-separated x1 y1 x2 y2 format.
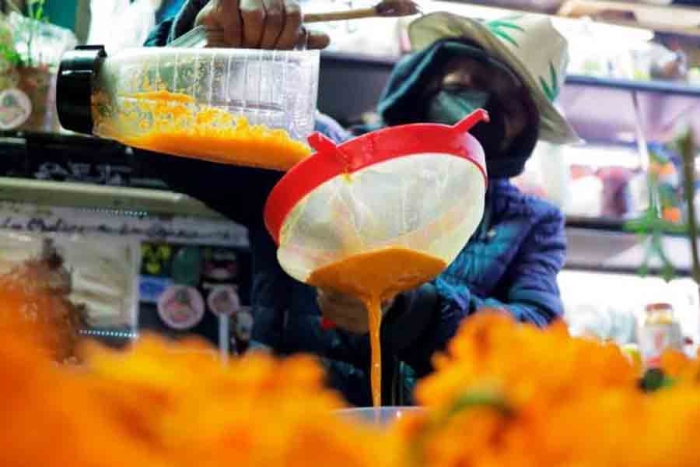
0 88 31 130
207 285 241 317
157 285 205 331
0 203 249 247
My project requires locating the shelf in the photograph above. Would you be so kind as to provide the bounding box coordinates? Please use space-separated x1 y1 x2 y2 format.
321 51 700 97
435 0 700 37
560 76 700 143
566 216 629 231
318 53 700 144
565 75 700 98
558 0 700 37
567 215 687 236
0 131 228 219
0 178 223 219
0 130 171 189
565 220 698 277
321 52 700 97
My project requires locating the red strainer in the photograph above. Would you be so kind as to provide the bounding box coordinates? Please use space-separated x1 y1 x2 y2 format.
264 109 489 285
264 109 488 408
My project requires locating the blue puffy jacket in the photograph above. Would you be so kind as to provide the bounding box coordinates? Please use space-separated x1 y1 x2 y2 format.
142 13 566 406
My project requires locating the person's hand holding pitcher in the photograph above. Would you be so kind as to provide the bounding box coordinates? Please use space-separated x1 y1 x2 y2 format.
172 0 330 49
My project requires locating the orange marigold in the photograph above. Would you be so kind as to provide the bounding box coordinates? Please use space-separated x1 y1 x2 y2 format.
0 326 399 467
397 312 700 467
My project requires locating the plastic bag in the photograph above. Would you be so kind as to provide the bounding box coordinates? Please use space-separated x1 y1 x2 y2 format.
88 0 162 54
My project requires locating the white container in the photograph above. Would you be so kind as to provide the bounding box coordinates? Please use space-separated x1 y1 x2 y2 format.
93 47 319 140
57 46 320 170
638 303 683 368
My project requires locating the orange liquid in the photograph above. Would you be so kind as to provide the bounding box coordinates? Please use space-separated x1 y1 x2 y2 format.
307 247 446 407
94 91 311 171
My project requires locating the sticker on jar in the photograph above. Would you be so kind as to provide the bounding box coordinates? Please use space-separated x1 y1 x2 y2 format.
639 322 683 368
157 285 205 331
207 285 241 317
0 88 31 130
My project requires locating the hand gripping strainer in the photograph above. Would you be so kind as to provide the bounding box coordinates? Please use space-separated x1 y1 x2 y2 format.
264 109 489 290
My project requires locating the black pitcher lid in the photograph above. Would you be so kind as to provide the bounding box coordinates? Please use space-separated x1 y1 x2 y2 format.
56 45 107 135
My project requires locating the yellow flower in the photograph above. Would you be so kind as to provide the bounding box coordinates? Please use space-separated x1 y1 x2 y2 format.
0 327 398 467
400 312 700 467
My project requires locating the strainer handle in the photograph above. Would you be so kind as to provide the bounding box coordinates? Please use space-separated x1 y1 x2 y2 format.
308 132 353 168
452 109 490 134
308 132 338 153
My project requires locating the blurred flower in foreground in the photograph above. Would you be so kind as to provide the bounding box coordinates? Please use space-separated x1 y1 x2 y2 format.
0 326 397 467
394 311 700 467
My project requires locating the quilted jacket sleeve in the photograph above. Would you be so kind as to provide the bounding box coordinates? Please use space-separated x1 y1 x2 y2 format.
470 207 566 325
395 206 567 377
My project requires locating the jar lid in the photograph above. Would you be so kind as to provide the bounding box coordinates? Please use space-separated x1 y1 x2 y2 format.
645 302 673 313
56 45 107 135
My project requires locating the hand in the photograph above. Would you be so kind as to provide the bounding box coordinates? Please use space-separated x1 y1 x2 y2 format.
316 289 394 335
191 0 330 49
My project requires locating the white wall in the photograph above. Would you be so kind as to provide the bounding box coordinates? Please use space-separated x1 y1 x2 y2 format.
559 270 700 348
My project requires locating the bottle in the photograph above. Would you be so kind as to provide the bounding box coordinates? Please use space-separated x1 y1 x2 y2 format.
55 45 319 170
638 302 683 369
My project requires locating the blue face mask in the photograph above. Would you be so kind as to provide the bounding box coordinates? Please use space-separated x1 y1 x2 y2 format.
426 89 490 126
426 88 508 167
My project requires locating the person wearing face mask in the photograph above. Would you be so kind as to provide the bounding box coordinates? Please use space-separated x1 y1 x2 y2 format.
140 5 577 406
317 12 581 398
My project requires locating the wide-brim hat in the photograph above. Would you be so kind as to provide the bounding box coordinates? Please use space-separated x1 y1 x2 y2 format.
409 12 581 144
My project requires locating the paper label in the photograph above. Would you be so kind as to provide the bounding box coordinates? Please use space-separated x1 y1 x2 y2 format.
639 322 683 368
0 88 31 130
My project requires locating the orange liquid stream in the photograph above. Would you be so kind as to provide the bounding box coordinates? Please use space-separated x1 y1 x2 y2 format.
94 91 311 171
307 247 446 407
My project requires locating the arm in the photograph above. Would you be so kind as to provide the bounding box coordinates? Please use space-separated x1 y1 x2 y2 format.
384 209 567 376
471 209 566 326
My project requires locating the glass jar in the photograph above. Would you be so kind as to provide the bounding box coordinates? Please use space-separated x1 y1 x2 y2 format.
638 302 683 368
